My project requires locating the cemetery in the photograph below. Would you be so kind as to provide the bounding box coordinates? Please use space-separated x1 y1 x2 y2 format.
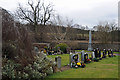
1 0 120 79
47 54 118 78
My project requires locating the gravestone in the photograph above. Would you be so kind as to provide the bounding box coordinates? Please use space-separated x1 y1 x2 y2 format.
69 52 74 67
108 49 111 57
55 56 61 69
34 46 40 55
69 51 86 68
34 46 39 52
111 49 113 57
98 50 102 60
73 54 79 62
92 52 95 59
69 52 80 67
102 49 107 58
93 49 99 62
108 49 113 57
94 48 98 58
81 50 85 62
84 53 89 63
72 54 80 67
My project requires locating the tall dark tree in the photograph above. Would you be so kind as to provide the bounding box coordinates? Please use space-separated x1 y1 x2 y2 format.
2 7 34 65
15 0 54 32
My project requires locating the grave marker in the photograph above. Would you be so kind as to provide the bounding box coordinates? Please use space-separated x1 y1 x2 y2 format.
84 53 90 63
55 56 61 69
69 52 74 67
102 49 107 58
94 49 98 58
111 49 113 57
98 50 102 60
92 52 95 59
81 50 85 62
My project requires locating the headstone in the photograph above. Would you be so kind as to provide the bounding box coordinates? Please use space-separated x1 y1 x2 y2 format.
109 49 113 57
84 53 89 63
55 56 61 69
108 49 111 57
92 49 99 62
73 54 79 62
98 50 102 60
81 50 85 62
111 49 113 57
72 53 79 67
92 52 95 59
34 46 40 55
88 30 93 51
69 52 80 67
34 46 39 52
94 48 98 58
102 49 106 58
69 52 74 67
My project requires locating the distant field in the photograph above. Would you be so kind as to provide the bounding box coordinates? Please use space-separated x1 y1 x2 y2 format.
47 54 118 78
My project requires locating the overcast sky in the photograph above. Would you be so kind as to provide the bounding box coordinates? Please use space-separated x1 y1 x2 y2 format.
0 0 119 28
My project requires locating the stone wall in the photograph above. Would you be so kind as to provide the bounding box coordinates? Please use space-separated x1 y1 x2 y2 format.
77 43 120 51
50 42 120 51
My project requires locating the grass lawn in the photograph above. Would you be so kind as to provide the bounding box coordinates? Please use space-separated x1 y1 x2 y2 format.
48 54 69 67
114 52 120 54
47 54 118 78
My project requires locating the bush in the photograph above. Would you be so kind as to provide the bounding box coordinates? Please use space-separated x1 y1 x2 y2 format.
2 8 34 65
2 53 55 79
55 43 68 53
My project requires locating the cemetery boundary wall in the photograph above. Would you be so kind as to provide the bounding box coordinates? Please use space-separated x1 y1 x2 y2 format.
50 42 120 51
77 43 120 51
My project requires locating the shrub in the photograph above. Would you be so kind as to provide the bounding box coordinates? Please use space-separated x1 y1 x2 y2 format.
55 43 68 53
2 8 34 65
2 53 55 79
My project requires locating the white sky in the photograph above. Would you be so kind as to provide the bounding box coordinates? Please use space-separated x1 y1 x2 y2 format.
0 0 119 28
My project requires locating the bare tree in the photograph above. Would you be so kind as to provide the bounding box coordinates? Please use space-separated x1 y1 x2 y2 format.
15 0 54 32
95 21 112 43
2 8 34 65
109 22 117 43
48 14 76 43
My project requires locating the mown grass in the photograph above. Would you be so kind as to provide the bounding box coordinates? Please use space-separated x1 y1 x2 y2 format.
48 54 69 67
114 52 120 54
47 54 118 78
